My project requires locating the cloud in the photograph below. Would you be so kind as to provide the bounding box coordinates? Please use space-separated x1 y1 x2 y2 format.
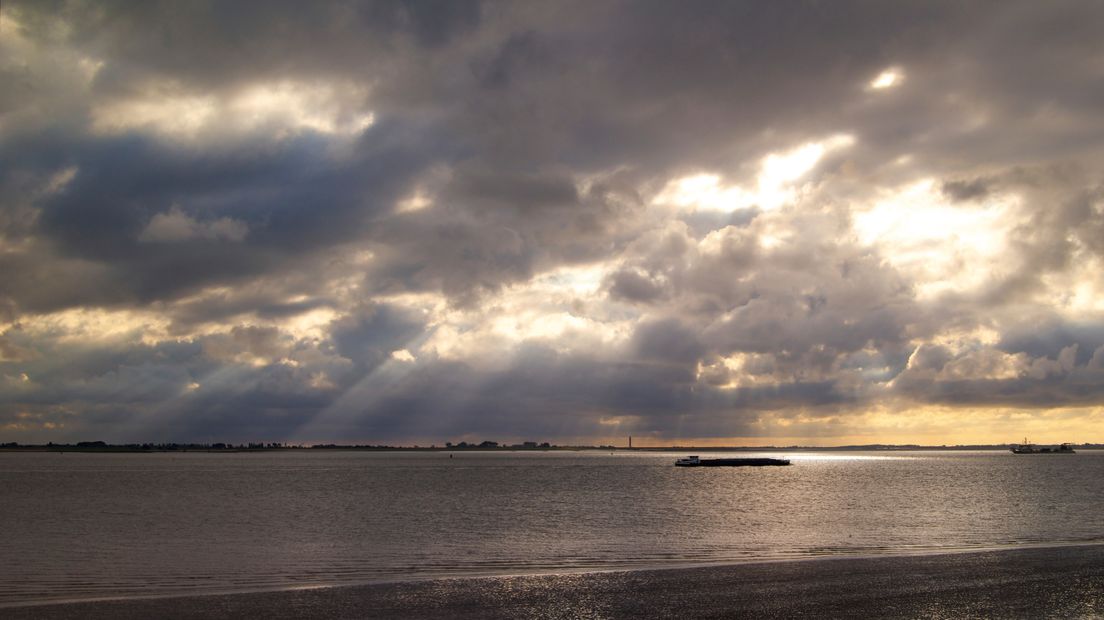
138 207 248 243
941 178 992 202
2 0 1104 444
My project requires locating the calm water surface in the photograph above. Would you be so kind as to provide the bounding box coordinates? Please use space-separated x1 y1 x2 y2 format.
1 449 1102 604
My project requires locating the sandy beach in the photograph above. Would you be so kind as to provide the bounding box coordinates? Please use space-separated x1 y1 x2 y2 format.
5 544 1103 619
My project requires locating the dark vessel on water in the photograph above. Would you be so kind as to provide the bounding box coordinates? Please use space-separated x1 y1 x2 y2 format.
675 455 790 467
1010 439 1076 454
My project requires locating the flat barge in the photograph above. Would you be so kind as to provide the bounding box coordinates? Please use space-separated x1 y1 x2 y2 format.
675 455 790 467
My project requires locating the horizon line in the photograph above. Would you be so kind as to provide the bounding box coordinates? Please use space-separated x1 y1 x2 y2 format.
3 440 1102 451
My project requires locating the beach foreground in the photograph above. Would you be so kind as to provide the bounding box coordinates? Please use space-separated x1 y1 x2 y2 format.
6 545 1104 619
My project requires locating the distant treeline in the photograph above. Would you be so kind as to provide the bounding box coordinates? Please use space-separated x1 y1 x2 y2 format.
0 440 603 452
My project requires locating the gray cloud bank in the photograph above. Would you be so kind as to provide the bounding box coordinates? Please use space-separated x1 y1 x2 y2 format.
2 0 1104 443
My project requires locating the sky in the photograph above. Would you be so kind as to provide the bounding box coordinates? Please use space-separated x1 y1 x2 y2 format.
2 1 1103 446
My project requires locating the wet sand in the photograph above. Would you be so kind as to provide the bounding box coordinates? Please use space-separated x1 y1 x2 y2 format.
6 545 1104 619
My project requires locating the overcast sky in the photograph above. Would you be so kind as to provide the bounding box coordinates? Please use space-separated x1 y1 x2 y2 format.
2 1 1103 445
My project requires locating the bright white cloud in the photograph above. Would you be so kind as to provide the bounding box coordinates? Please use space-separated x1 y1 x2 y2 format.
868 67 903 90
654 135 854 212
231 82 375 136
92 90 218 137
282 307 339 341
396 191 433 213
13 307 172 346
697 352 781 389
92 80 375 140
418 263 629 361
853 179 1019 298
1041 260 1104 318
533 264 607 295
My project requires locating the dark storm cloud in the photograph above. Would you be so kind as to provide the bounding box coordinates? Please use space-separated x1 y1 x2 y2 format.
632 319 705 366
942 179 991 202
0 335 204 417
0 316 355 441
892 349 1104 409
998 321 1104 365
3 0 1104 442
1 118 441 315
10 0 481 91
606 268 667 304
445 166 579 213
365 211 537 303
166 288 333 335
607 218 922 361
363 165 644 303
331 303 425 374
30 302 427 442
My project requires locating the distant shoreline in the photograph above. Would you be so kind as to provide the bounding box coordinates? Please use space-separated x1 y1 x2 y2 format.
5 544 1104 619
2 443 1103 453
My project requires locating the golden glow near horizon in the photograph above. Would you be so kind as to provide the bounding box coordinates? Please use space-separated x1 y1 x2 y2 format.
730 404 1104 447
587 418 1104 448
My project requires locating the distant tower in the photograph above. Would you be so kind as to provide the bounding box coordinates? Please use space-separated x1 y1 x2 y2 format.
629 435 632 449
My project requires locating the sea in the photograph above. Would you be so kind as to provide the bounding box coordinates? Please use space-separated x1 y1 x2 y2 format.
1 449 1102 606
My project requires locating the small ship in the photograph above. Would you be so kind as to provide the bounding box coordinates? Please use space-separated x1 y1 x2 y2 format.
1009 439 1076 454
